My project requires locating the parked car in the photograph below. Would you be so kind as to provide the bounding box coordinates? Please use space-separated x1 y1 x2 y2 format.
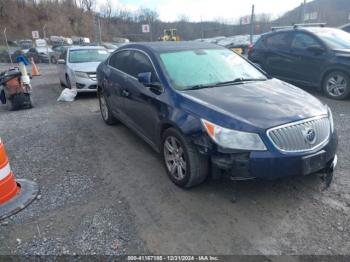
72 36 91 45
51 45 72 64
96 42 338 188
18 39 33 53
218 35 260 56
202 36 226 44
249 25 350 100
57 46 109 92
50 36 73 46
0 42 21 63
101 42 119 53
340 23 350 33
26 47 53 63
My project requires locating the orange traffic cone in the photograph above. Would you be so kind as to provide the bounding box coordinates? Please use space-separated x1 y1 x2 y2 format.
30 57 41 76
0 138 39 220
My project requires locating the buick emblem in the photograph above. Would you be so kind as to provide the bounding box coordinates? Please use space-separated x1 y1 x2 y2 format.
303 128 317 145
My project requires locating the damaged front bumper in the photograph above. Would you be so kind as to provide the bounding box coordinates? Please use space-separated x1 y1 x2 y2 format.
198 131 338 181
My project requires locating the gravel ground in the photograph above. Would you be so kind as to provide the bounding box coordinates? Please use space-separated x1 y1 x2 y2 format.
0 63 349 258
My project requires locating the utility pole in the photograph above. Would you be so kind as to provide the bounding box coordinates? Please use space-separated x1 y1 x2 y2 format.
250 5 255 44
98 17 102 44
149 18 153 42
94 15 102 45
43 24 50 65
3 28 13 66
301 0 307 23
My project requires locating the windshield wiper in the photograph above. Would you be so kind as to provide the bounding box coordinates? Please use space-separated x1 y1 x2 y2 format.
185 78 267 90
217 78 267 85
185 84 217 90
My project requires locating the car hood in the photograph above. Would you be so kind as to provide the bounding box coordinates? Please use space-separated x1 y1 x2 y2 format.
181 79 327 130
68 62 101 72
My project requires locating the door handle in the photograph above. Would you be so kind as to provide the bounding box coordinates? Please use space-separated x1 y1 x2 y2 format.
121 89 130 97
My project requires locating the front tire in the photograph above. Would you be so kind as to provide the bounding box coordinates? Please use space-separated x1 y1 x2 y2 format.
162 128 208 188
323 71 350 100
65 75 71 89
51 56 57 64
98 88 118 125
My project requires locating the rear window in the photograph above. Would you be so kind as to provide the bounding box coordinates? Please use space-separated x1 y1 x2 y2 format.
313 28 350 49
291 33 322 49
265 33 290 49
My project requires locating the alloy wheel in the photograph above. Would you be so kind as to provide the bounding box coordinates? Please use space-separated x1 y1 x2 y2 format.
163 136 187 181
326 74 347 97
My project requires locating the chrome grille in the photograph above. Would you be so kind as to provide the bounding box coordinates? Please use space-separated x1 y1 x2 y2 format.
267 116 330 153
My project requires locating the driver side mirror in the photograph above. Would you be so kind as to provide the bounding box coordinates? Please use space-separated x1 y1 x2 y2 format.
57 59 66 64
138 72 163 93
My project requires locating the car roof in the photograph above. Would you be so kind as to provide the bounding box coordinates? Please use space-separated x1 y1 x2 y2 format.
263 26 338 36
119 41 222 53
68 46 105 51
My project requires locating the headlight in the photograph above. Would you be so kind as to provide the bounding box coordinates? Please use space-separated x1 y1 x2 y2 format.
201 119 267 151
327 106 334 133
74 71 89 79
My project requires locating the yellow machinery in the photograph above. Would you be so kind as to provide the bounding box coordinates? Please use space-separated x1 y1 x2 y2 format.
162 29 180 41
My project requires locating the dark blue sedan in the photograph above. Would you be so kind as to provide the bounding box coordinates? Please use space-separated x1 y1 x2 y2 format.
96 42 338 188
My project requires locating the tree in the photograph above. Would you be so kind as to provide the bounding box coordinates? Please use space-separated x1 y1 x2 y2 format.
137 8 159 23
81 0 94 12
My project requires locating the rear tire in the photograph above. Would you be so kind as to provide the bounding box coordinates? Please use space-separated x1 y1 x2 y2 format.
322 71 350 100
98 88 118 125
51 56 57 64
162 128 208 188
7 99 15 111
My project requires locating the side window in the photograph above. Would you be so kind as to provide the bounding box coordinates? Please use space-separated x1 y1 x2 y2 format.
130 51 157 81
29 48 35 52
291 33 321 49
109 50 132 75
265 33 290 49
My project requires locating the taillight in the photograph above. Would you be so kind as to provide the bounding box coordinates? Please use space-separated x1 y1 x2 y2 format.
248 44 254 56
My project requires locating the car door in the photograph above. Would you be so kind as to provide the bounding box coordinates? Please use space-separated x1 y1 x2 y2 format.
288 32 327 84
263 32 293 79
120 50 161 143
105 50 132 118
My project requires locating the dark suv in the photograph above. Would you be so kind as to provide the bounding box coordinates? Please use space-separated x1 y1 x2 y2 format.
249 25 350 100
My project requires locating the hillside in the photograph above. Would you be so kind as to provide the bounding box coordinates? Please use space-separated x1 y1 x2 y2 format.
0 0 349 44
275 0 350 26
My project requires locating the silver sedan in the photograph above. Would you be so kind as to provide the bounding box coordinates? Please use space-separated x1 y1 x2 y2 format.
57 46 109 92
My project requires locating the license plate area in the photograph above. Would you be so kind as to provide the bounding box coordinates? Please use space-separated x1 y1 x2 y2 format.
302 150 326 175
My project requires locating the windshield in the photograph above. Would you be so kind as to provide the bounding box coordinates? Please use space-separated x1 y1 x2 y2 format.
315 29 350 49
69 49 109 63
159 48 266 90
19 41 32 49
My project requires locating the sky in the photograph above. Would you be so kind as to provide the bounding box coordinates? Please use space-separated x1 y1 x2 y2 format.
96 0 304 22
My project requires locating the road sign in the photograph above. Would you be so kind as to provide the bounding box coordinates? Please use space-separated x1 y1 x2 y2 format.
241 15 250 25
32 31 39 39
142 24 150 33
304 12 318 21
